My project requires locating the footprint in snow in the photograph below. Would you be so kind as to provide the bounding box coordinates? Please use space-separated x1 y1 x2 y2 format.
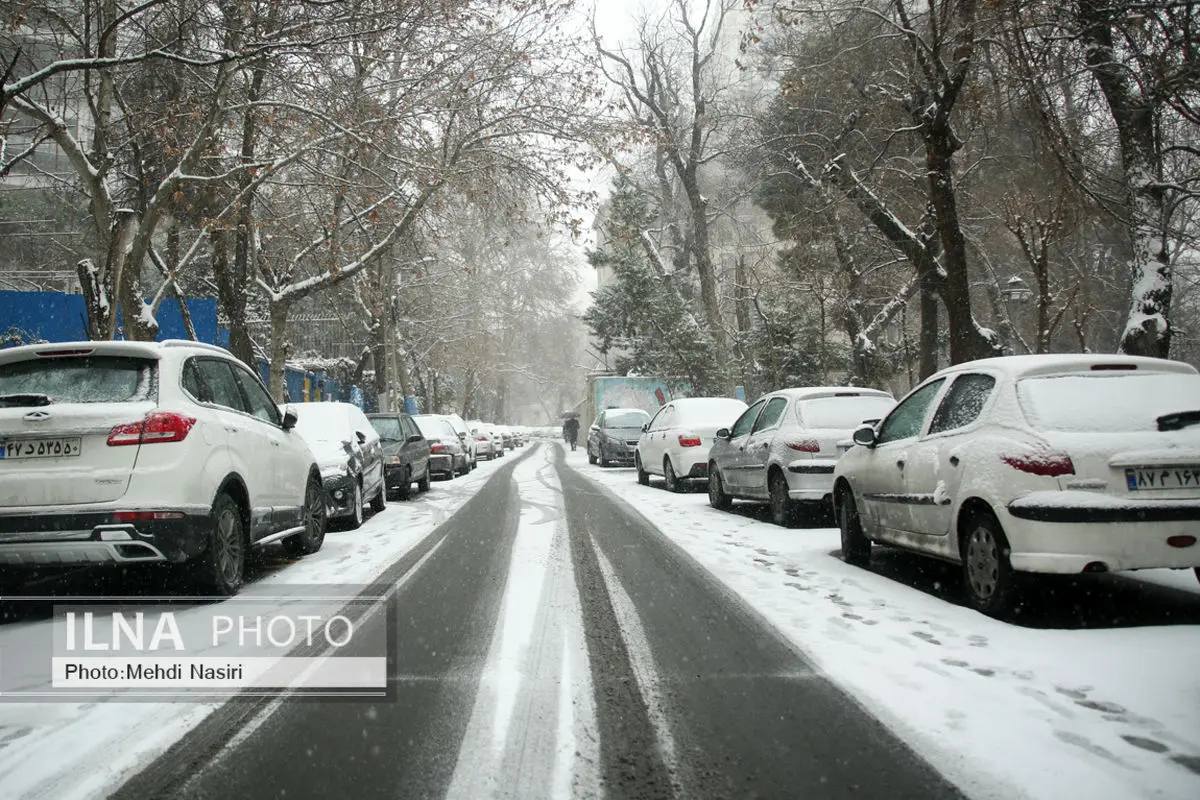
1121 735 1170 754
755 548 778 557
1077 699 1128 715
1055 730 1128 766
786 582 815 593
1055 686 1093 701
911 630 942 645
753 557 773 568
1172 755 1200 776
967 634 988 648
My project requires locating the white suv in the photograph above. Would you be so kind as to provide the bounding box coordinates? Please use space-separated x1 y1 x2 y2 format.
0 340 327 595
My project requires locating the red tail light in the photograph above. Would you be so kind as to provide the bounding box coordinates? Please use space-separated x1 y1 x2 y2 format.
475 435 488 441
787 440 820 452
678 434 703 447
430 443 447 453
1001 451 1075 477
113 511 186 522
108 412 196 446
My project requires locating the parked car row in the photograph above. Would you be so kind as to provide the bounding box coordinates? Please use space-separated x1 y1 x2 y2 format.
0 340 506 598
590 354 1200 616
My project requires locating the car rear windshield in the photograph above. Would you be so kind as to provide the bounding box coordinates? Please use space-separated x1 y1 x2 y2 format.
675 400 747 426
413 417 447 439
605 410 651 428
370 417 403 440
1018 372 1200 432
0 355 155 404
798 395 895 429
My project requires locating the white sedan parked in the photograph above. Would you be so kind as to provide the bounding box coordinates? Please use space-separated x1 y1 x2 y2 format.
833 354 1200 616
635 397 747 491
707 387 896 526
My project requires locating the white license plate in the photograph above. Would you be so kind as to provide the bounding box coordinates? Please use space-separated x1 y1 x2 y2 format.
0 437 82 459
1125 467 1200 491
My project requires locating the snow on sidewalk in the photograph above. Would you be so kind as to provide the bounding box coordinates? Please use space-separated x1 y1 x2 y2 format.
563 448 1200 800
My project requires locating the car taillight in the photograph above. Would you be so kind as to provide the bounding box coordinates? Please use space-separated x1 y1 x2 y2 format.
476 435 488 441
678 434 702 447
1001 452 1075 477
113 511 186 522
786 440 820 452
431 443 447 453
108 412 196 446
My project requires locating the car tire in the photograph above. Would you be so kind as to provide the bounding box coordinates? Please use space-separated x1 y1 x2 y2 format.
636 454 650 486
195 492 246 596
663 457 681 492
708 467 732 511
369 483 386 514
285 473 328 557
588 447 597 465
837 487 871 567
600 450 610 468
418 467 431 493
395 466 412 501
344 481 365 530
1195 567 1200 585
961 510 1018 617
769 471 799 527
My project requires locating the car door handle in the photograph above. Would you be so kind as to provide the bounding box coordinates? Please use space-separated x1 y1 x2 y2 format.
758 442 770 449
949 455 959 467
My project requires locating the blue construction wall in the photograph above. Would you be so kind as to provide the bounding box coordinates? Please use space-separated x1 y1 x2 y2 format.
0 290 218 345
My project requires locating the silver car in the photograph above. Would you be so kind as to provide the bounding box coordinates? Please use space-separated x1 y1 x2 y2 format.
413 415 470 478
708 387 895 526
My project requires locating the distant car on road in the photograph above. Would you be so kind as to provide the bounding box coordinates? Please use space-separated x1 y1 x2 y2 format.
367 412 432 500
291 402 386 529
442 412 478 468
708 388 896 527
832 354 1200 616
636 397 748 492
467 419 497 460
0 340 326 595
588 407 652 467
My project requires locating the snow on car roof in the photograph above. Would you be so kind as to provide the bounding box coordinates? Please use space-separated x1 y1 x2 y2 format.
764 386 893 400
936 353 1198 379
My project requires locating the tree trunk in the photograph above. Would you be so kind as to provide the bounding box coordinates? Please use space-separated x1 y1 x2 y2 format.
269 303 291 402
1076 0 1172 357
919 277 940 380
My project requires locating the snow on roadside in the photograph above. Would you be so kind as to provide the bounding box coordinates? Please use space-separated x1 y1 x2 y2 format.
0 456 509 800
562 448 1200 800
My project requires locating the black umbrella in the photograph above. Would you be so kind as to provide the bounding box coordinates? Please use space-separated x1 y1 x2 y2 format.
560 410 579 419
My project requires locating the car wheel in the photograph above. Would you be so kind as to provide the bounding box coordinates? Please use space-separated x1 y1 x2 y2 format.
369 482 386 514
344 481 364 530
837 487 871 567
636 454 649 486
418 466 431 493
588 447 597 465
195 493 245 595
708 467 732 511
285 473 328 556
1195 567 1200 585
600 449 610 468
961 511 1018 617
769 471 799 527
395 466 412 501
663 457 681 492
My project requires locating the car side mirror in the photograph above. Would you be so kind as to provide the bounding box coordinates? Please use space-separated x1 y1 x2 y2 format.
641 423 649 432
406 434 423 444
715 427 730 439
356 430 367 444
281 408 298 430
458 432 468 439
852 425 878 447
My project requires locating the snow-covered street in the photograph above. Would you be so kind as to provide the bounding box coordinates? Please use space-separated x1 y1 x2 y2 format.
564 447 1200 800
2 443 1198 799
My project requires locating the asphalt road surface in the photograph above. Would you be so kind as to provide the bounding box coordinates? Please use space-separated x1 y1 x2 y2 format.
113 443 964 800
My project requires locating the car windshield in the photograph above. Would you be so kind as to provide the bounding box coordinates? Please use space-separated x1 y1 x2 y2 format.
1018 372 1200 432
604 410 650 428
798 395 896 429
370 416 403 440
0 355 154 404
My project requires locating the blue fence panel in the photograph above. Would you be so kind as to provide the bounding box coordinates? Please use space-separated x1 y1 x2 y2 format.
0 291 217 345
